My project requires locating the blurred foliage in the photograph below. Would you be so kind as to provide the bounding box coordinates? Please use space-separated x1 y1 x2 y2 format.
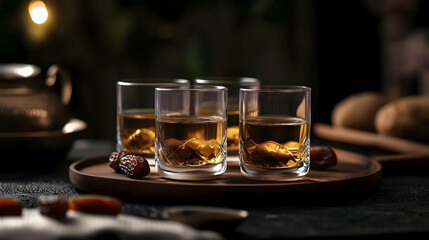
1 0 314 80
0 0 317 139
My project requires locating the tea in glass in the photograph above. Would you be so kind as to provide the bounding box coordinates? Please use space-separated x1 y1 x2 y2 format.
195 77 259 155
116 79 189 158
155 86 227 180
239 86 311 181
156 115 226 167
118 110 155 155
241 116 309 168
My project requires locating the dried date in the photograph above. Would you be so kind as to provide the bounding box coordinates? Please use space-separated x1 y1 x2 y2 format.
118 154 150 179
69 195 122 216
310 146 337 170
38 195 69 218
108 151 129 172
0 198 22 216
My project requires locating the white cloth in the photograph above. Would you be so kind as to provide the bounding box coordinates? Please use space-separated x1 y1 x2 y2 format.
0 209 222 240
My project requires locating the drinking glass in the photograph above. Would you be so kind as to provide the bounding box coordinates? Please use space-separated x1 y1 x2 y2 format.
239 86 311 181
155 86 228 180
194 77 260 155
116 78 189 161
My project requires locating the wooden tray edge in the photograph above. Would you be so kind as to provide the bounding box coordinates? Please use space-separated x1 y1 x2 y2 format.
69 151 382 200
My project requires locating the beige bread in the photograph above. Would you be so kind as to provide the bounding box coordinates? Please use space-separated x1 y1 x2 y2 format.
332 92 389 132
375 95 429 142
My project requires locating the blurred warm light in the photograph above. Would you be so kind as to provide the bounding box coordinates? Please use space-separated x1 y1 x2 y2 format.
62 122 75 134
28 1 48 24
16 66 35 77
62 119 87 134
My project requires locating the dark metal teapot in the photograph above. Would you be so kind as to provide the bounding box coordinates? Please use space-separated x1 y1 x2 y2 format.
0 63 72 132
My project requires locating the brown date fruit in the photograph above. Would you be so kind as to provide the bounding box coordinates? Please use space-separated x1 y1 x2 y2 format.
119 154 150 178
108 151 129 172
69 195 122 216
310 146 337 170
38 195 69 218
0 198 22 216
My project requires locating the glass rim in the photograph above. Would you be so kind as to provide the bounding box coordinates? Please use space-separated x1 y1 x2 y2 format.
155 85 227 92
117 78 189 86
240 85 311 93
195 76 259 85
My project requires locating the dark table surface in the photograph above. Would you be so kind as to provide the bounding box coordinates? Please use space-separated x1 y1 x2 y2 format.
1 137 429 240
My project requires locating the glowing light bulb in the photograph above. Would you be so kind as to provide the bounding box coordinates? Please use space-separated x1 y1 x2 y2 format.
28 1 48 24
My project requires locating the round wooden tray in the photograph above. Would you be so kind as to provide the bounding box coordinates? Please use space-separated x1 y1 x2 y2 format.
69 149 381 200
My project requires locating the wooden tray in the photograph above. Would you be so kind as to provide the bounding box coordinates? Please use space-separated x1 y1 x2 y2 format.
313 123 429 168
69 149 381 200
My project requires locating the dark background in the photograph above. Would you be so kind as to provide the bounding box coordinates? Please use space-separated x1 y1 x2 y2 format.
1 0 428 140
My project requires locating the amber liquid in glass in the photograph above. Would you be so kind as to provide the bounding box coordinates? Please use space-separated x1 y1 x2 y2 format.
119 110 155 155
156 115 226 167
240 116 309 168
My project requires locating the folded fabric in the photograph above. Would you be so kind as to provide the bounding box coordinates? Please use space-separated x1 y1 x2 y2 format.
0 208 222 240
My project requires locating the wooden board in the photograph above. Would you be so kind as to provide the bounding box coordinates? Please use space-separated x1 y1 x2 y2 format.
69 149 381 200
313 123 429 154
313 123 429 168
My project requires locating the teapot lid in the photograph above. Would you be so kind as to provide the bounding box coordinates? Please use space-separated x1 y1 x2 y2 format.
0 64 41 80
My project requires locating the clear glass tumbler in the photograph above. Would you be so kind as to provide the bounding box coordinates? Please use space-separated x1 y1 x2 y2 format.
116 78 189 161
239 86 311 181
194 77 260 155
155 86 228 180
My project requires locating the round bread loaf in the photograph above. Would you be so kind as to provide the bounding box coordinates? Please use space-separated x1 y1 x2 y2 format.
332 92 389 132
375 95 429 142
